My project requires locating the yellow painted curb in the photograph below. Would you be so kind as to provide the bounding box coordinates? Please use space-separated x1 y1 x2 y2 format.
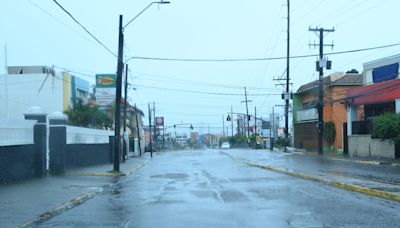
18 187 104 228
18 163 147 227
222 152 400 203
66 172 121 177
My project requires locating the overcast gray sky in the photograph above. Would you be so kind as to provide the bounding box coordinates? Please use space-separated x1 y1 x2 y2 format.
1 0 400 134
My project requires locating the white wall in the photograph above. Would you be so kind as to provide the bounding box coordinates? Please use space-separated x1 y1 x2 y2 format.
364 69 373 85
0 73 64 120
0 120 36 146
66 126 113 144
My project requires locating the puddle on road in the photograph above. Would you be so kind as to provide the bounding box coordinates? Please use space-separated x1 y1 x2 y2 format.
190 190 219 200
220 190 248 202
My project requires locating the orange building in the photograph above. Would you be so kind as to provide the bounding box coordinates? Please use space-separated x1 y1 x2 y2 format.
293 73 363 151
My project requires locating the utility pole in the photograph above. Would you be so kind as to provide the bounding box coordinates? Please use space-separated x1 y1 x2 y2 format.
122 64 128 161
309 26 335 155
148 103 153 157
222 116 225 137
113 15 124 172
270 107 275 151
241 87 252 143
134 103 142 156
284 0 290 152
4 43 8 120
153 102 157 152
208 125 211 148
231 105 234 137
254 106 257 135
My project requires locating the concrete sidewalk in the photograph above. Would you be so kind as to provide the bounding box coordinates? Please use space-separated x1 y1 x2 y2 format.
0 152 150 228
290 149 400 167
222 149 400 202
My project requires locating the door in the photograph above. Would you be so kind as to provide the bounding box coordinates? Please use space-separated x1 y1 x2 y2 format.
343 123 348 155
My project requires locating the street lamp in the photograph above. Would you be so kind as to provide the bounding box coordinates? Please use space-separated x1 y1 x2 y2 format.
114 1 170 172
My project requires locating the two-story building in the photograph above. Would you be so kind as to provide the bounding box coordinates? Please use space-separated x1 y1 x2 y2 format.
345 54 400 158
293 72 362 151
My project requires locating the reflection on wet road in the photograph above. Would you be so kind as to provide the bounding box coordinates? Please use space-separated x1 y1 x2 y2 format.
39 149 400 228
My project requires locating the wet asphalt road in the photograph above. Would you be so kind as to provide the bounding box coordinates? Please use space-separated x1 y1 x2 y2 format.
39 149 400 228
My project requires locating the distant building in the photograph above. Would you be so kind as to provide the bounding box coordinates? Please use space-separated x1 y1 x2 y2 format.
293 72 363 150
0 66 89 120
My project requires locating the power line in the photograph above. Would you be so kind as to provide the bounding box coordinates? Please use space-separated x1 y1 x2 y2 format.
134 84 281 96
26 0 94 45
127 42 400 62
135 72 282 91
52 0 117 58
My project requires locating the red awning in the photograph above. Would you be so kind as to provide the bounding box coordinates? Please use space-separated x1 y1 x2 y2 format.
346 79 400 105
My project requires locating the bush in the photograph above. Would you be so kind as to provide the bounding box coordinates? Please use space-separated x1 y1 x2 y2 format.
275 137 286 148
372 113 400 144
324 121 336 147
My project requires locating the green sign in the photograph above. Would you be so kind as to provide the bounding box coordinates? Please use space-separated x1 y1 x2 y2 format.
96 74 116 88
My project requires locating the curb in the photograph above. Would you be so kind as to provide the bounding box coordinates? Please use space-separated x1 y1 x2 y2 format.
18 184 110 228
17 162 147 227
66 172 122 177
66 161 148 177
124 162 146 176
222 151 400 203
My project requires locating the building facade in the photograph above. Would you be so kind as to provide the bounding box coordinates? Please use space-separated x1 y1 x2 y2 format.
0 66 89 120
345 54 400 158
293 72 362 150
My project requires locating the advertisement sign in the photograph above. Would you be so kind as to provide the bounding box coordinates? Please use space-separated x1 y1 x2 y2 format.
155 117 164 127
96 74 116 88
95 74 116 107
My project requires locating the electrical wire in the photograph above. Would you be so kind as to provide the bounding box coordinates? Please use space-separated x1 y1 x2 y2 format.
134 84 281 96
127 42 400 62
52 0 117 58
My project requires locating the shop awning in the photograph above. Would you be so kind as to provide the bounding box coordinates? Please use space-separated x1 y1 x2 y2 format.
345 79 400 105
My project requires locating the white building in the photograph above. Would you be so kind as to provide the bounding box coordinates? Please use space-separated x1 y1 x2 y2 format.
0 66 89 120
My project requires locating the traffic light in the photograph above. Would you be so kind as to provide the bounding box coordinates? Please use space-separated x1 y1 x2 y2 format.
226 115 231 121
190 124 193 130
174 124 176 128
248 115 251 121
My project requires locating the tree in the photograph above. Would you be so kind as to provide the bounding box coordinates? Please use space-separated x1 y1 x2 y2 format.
64 98 112 130
346 69 359 74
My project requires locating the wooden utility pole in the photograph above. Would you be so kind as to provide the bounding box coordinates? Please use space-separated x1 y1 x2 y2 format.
309 26 335 155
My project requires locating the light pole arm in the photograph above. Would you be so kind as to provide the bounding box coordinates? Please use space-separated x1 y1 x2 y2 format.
123 1 170 30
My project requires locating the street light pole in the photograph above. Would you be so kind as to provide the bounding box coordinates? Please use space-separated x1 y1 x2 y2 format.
123 64 128 162
113 1 170 172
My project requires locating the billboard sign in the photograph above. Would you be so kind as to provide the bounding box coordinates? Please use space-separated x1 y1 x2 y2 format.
95 74 116 106
96 74 116 88
155 117 164 127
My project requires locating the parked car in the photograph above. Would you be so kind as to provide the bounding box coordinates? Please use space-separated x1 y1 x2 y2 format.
221 142 230 149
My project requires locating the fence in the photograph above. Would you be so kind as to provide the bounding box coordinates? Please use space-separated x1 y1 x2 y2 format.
49 114 114 173
0 116 46 184
64 125 113 168
0 111 114 183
